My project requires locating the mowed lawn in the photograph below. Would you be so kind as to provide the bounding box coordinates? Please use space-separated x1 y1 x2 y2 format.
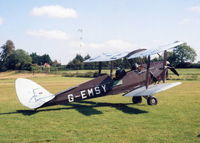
0 72 200 143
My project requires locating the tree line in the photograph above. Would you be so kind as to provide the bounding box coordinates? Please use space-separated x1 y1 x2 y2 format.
0 40 57 71
0 40 198 72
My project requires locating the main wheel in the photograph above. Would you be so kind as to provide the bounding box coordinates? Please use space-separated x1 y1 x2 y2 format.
147 96 158 105
132 96 142 104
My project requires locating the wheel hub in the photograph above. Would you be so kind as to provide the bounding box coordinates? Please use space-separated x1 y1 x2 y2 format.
151 99 156 104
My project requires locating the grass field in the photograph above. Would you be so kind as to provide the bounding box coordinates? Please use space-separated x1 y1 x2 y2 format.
0 69 200 143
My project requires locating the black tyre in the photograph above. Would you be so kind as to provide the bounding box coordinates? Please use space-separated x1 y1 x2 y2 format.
132 96 142 104
147 96 158 105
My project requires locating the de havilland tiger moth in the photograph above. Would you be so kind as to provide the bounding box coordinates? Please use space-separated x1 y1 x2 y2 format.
15 41 184 110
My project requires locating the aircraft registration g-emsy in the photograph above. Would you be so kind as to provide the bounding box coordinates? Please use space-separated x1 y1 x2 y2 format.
15 41 184 110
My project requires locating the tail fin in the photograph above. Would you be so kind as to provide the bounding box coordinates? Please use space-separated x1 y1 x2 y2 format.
15 78 55 109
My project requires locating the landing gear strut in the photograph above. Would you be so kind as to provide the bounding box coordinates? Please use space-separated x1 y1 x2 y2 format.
132 96 142 104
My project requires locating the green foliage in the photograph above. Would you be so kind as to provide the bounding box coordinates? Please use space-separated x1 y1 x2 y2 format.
30 53 52 65
41 54 52 65
66 54 85 70
168 43 197 67
0 40 15 60
31 64 42 73
0 41 32 71
30 53 39 64
0 40 15 71
42 66 50 73
7 49 32 70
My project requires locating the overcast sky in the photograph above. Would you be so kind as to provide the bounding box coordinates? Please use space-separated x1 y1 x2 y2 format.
0 0 200 64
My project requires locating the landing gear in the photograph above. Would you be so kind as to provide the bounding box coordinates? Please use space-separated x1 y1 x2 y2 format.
147 96 158 105
132 96 158 105
132 96 142 104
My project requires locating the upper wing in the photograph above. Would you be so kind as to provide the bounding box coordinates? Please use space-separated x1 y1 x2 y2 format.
128 41 184 59
84 52 130 63
84 49 145 63
84 41 184 62
123 82 182 97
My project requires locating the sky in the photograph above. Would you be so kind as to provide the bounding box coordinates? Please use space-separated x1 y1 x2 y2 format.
0 0 200 64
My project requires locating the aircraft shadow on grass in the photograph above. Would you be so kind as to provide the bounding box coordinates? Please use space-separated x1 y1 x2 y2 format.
0 100 148 116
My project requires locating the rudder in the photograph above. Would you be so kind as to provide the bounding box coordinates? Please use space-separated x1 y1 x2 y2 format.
15 78 55 109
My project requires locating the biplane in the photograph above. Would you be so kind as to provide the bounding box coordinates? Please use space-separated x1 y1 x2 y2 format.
15 41 183 110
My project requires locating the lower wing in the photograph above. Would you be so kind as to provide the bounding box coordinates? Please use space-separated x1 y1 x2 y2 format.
123 82 182 97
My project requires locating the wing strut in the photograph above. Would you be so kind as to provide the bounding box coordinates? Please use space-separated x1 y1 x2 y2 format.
145 55 151 89
162 50 167 83
98 62 102 76
110 61 113 77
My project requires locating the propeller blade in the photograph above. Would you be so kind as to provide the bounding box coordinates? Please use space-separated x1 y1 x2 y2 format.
169 67 179 76
150 72 158 83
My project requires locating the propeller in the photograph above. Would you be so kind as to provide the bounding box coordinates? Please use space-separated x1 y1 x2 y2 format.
161 50 179 82
166 64 179 76
161 62 179 82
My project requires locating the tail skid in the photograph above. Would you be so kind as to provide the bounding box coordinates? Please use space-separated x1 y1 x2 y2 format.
15 78 55 109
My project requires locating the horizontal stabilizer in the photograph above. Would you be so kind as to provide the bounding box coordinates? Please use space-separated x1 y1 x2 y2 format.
123 82 182 97
15 78 55 109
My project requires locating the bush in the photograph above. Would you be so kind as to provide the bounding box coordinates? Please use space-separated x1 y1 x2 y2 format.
175 62 200 68
31 64 42 73
62 72 99 78
176 62 192 68
191 63 200 68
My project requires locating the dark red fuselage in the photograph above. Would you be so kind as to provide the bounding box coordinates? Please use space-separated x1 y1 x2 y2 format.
41 61 164 108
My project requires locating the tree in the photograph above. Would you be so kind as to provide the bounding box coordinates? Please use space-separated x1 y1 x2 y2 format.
7 49 32 70
168 43 197 67
52 60 61 67
30 53 52 65
1 40 15 58
66 54 84 70
75 54 84 62
41 54 52 65
0 40 15 71
30 53 40 64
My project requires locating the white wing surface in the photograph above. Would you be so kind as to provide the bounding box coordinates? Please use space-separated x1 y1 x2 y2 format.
84 52 131 63
128 41 184 59
84 53 115 63
124 82 182 97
